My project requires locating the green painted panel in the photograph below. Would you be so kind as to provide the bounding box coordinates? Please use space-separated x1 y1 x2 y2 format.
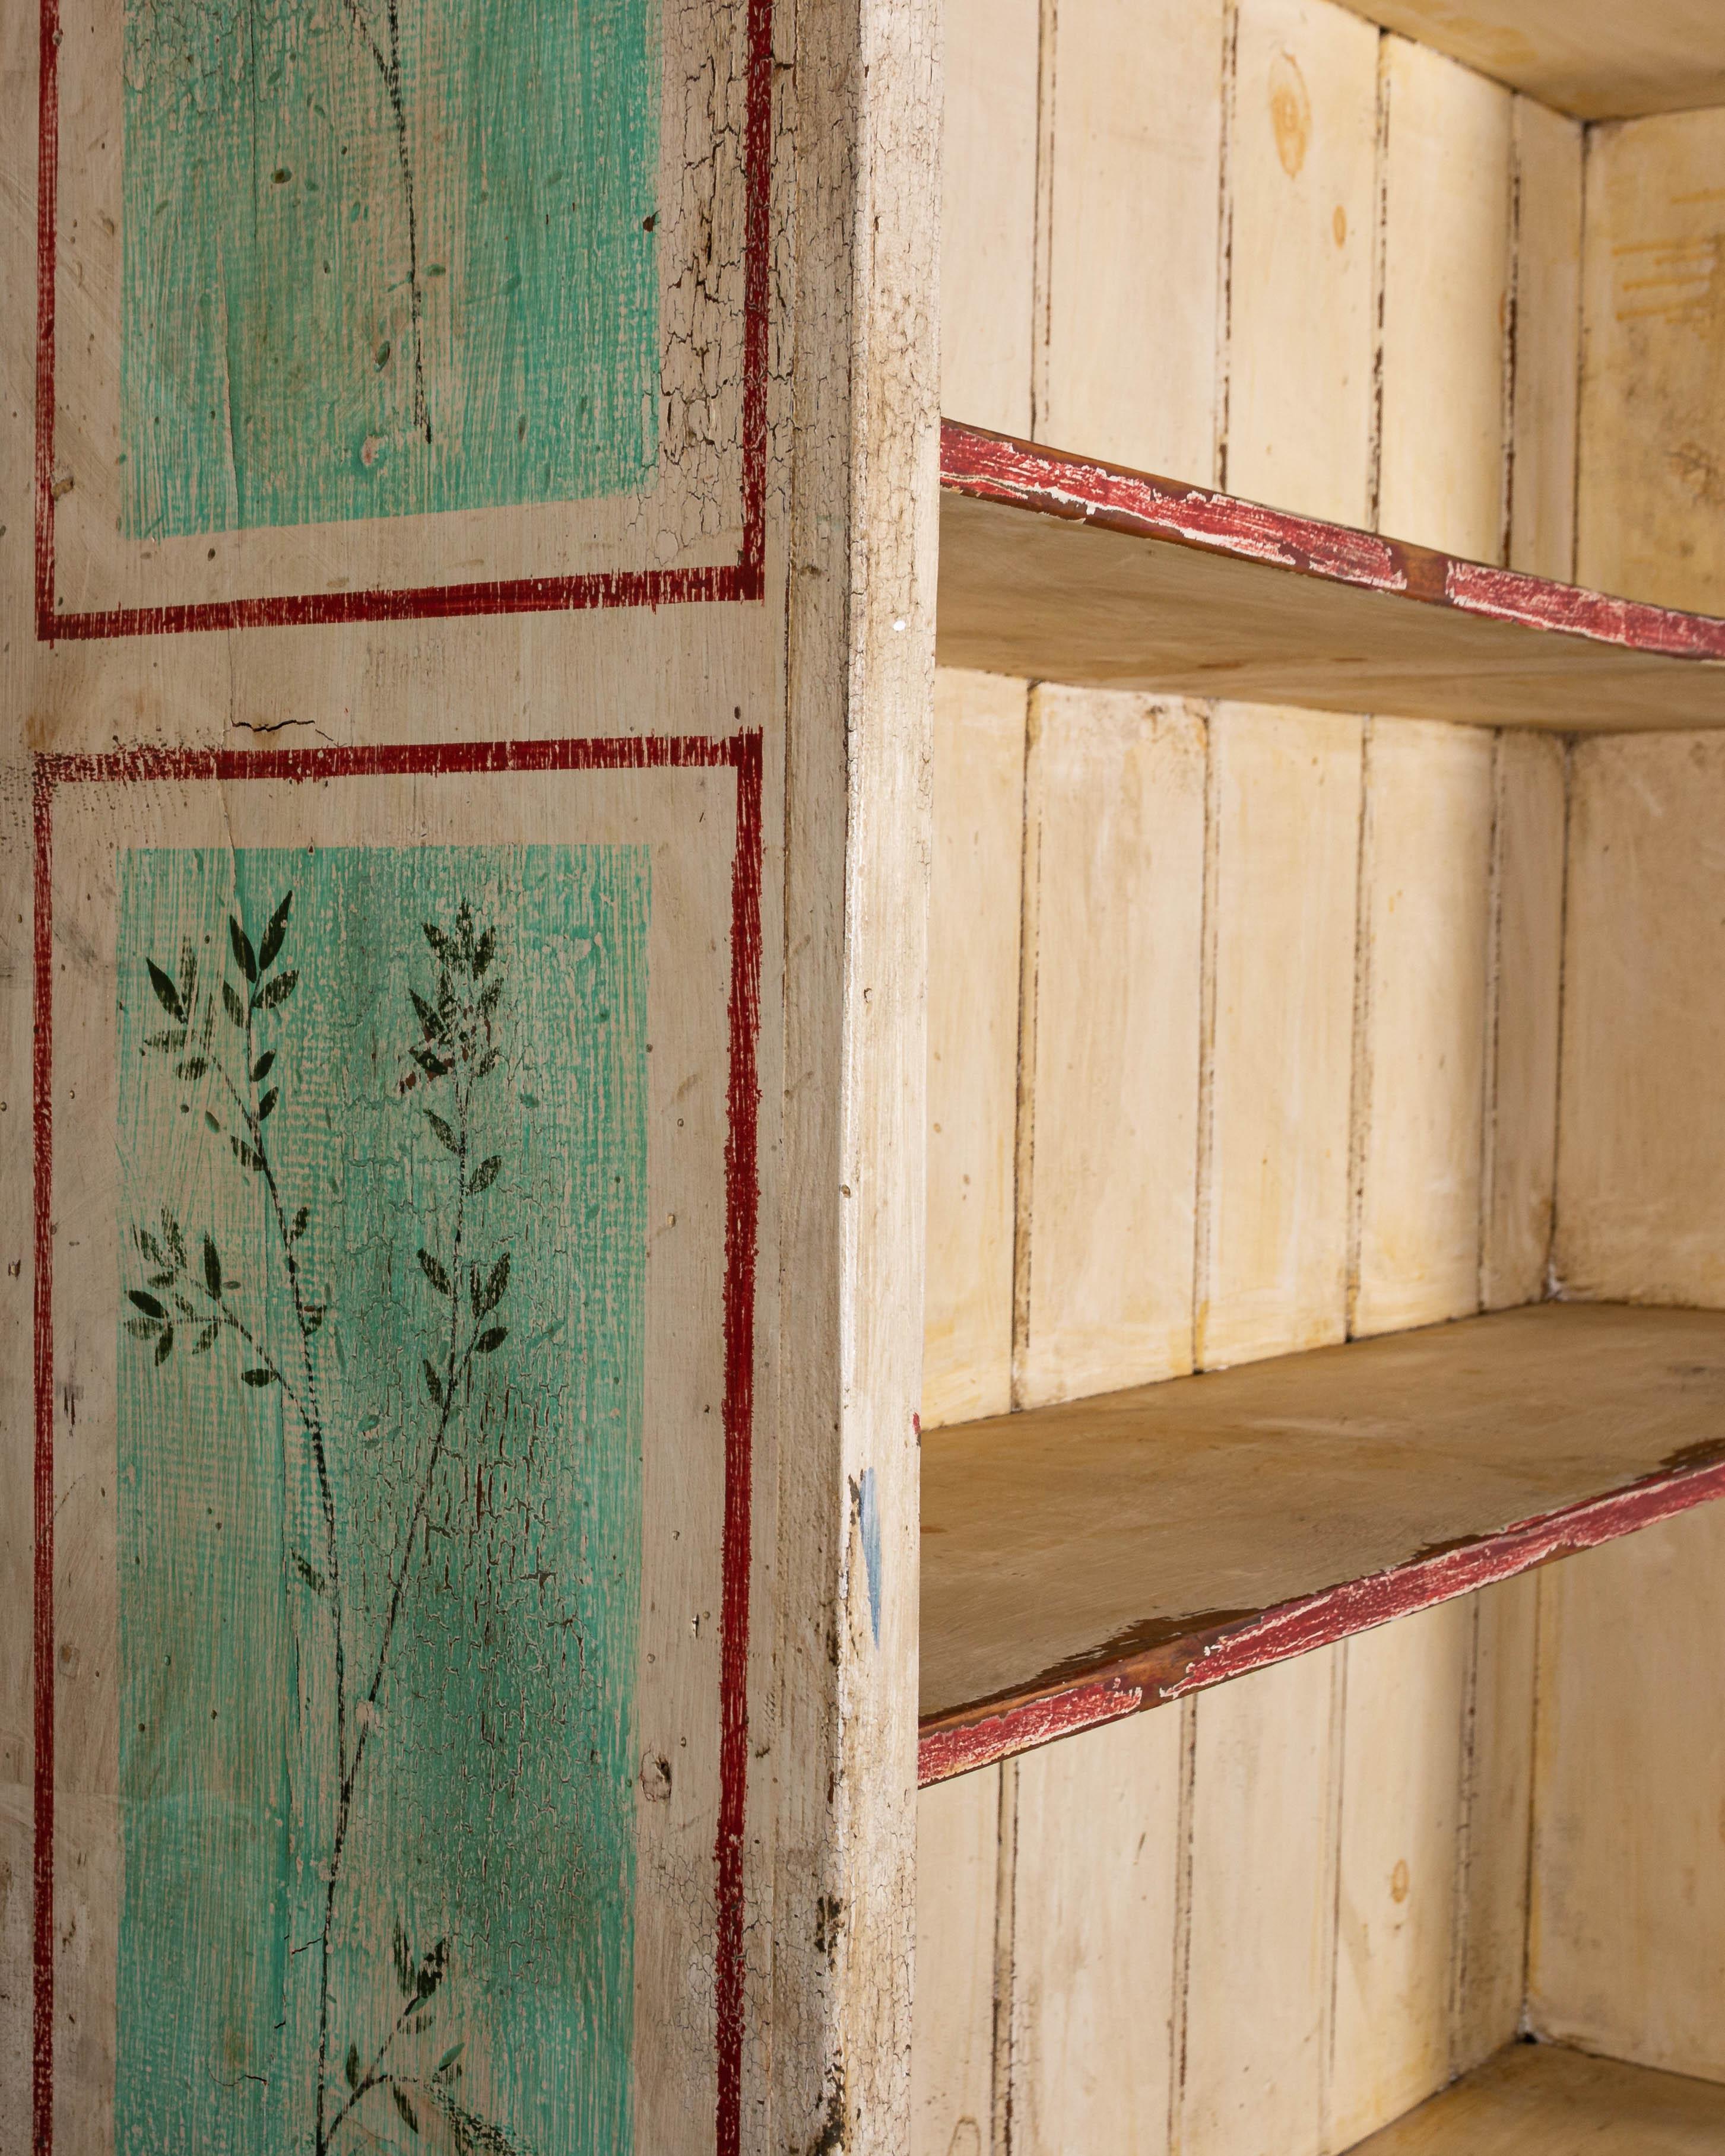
115 844 649 2156
121 0 659 535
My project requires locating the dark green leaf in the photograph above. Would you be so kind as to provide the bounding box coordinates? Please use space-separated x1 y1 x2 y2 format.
435 2044 465 2078
257 1088 278 1122
222 981 247 1030
124 1317 157 1339
466 1156 502 1196
258 891 293 972
418 1249 451 1295
251 1050 275 1084
234 1142 265 1173
416 1941 448 1999
410 989 446 1042
175 1058 207 1082
144 1030 187 1052
345 2042 360 2091
162 1213 186 1268
256 971 298 1012
128 1290 166 1320
294 1550 326 1595
137 1230 163 1263
192 1325 217 1355
475 1251 510 1317
392 1921 414 1994
478 978 501 1019
289 1205 309 1243
229 917 258 984
206 1111 221 1135
172 1294 196 1317
424 1361 445 1408
304 1304 326 1333
202 1237 223 1299
473 928 494 976
475 1049 499 1078
242 1366 275 1387
391 2085 420 2135
423 922 454 965
425 1112 458 1154
154 1327 174 1365
473 1327 508 1357
413 1046 454 1078
145 960 184 1022
147 1270 175 1290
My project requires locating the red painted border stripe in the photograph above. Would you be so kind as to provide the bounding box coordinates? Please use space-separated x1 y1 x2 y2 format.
917 1451 1725 1787
33 0 773 642
940 419 1725 668
32 735 763 2156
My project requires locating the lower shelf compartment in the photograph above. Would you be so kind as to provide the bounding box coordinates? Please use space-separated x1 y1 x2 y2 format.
1353 2043 1725 2152
919 1301 1725 1784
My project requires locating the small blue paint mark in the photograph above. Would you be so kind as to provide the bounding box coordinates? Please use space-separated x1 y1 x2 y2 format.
858 1468 883 1647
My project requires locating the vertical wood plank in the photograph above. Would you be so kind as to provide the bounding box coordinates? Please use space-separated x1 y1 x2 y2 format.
1224 0 1380 523
1507 99 1583 583
1328 1601 1473 2148
1530 1506 1725 2085
913 1768 1002 2156
1376 36 1513 560
1555 732 1725 1306
1197 705 1362 1373
940 0 1040 435
1016 688 1207 1409
1576 108 1725 613
1480 732 1565 1312
924 671 1029 1429
1009 1712 1182 2156
1350 719 1495 1341
1176 1654 1342 2156
1039 0 1225 481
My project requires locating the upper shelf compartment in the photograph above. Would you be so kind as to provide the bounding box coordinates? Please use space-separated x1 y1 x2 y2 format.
937 423 1725 732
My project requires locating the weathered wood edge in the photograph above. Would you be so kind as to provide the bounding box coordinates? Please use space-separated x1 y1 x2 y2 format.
916 1448 1725 1785
939 419 1725 668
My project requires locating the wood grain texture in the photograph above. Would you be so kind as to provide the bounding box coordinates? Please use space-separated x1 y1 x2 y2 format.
1480 733 1565 1312
1376 37 1512 565
912 1768 1000 2156
924 671 1027 1429
1350 2042 1725 2153
1507 100 1582 585
1039 0 1224 480
1007 1710 1181 2156
1175 1653 1340 2156
1577 107 1725 615
920 1301 1725 1751
1014 687 1205 1408
940 0 1038 436
1530 1504 1725 2084
936 431 1725 731
1555 733 1725 1306
1334 2 1725 121
1225 0 1379 525
1350 719 1493 1339
1196 704 1361 1371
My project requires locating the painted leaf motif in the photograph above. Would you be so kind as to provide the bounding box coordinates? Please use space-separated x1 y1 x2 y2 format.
258 1088 279 1122
466 1156 502 1196
474 1328 508 1357
229 917 259 983
392 1922 414 1995
123 1317 157 1339
289 1205 309 1243
304 1304 326 1333
345 2042 361 2091
435 2043 464 2078
418 1249 452 1295
222 981 248 1030
242 1366 275 1387
411 989 445 1042
145 960 184 1021
202 1237 223 1298
205 1110 221 1134
472 928 494 976
175 1058 207 1081
192 1325 218 1355
128 1290 166 1320
154 1327 174 1365
423 922 455 965
258 891 293 971
255 970 298 1011
426 1111 458 1154
424 1361 445 1408
144 1030 187 1052
252 1050 276 1084
392 2085 420 2135
475 1252 510 1316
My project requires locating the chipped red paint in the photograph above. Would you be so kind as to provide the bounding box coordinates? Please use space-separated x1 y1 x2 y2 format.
33 0 772 642
941 420 1725 668
33 735 763 2156
917 1449 1725 1787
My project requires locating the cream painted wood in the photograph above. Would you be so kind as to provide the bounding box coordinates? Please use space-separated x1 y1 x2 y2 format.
1555 733 1725 1306
1197 704 1362 1373
1329 1602 1471 2148
1333 3 1725 122
912 1769 1001 2156
1039 0 1225 481
1175 1653 1342 2156
1577 108 1725 616
1352 2042 1725 2154
1225 0 1379 524
924 671 1028 1430
1451 1577 1538 2075
1376 37 1512 563
1350 719 1494 1339
940 0 1039 436
1530 1506 1725 2084
1008 1711 1182 2156
1506 100 1582 585
1014 688 1206 1409
1480 733 1565 1312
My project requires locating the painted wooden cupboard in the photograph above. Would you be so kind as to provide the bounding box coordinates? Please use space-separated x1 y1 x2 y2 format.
915 5 1725 2155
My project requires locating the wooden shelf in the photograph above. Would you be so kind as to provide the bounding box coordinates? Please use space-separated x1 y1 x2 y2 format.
1350 2043 1725 2153
918 1303 1725 1785
937 423 1725 732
